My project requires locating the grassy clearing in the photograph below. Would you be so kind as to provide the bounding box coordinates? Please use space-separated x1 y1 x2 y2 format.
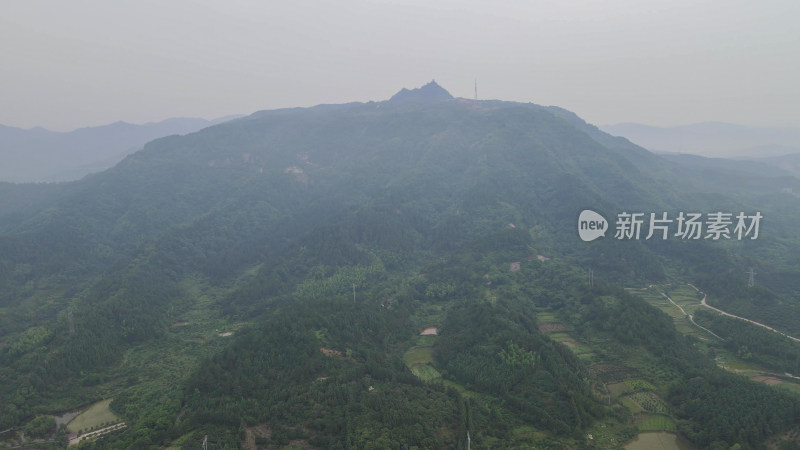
548 332 572 343
636 413 676 431
668 284 703 302
403 345 442 383
548 333 595 360
536 311 559 322
607 382 631 397
411 364 441 382
620 397 643 413
416 335 436 346
67 399 119 433
634 288 665 304
778 381 800 395
403 346 434 366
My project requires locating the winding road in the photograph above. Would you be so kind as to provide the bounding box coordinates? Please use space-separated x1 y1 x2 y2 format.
687 284 800 343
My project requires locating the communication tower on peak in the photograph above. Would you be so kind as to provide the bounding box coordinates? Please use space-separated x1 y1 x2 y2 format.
474 79 478 100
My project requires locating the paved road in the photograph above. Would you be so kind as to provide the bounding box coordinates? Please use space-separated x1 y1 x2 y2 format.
688 283 800 343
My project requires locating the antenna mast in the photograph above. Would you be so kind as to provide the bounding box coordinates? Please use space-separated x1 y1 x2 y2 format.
474 79 478 100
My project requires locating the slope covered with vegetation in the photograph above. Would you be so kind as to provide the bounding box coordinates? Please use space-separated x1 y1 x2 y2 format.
2 82 800 448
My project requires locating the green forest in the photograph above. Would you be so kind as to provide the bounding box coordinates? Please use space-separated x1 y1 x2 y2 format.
3 85 800 449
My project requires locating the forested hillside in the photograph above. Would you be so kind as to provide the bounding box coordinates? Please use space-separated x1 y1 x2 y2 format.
2 82 800 448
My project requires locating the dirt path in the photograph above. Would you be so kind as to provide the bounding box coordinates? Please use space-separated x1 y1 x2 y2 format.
687 314 724 341
688 284 800 343
661 291 723 340
661 293 687 316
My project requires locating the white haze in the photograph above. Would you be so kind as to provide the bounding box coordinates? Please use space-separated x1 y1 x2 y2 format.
2 0 799 131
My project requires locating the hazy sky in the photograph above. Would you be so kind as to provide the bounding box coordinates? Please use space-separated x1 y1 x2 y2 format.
2 0 798 131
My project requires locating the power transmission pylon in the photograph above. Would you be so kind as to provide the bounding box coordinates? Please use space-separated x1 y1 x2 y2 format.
747 267 756 288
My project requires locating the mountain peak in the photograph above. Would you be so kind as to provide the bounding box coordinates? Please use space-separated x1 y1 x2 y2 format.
389 80 453 103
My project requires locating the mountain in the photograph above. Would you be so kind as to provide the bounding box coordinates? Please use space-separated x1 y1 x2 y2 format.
0 115 241 182
601 122 800 158
2 84 800 448
752 152 800 178
659 152 794 178
388 79 454 103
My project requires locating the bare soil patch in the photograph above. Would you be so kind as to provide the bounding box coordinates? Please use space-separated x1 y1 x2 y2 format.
420 326 438 336
753 375 782 386
320 347 342 357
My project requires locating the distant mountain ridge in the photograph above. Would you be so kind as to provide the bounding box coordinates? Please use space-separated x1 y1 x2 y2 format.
0 115 241 182
601 122 800 158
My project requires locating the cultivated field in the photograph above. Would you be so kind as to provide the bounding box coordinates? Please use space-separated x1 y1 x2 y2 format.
67 399 119 433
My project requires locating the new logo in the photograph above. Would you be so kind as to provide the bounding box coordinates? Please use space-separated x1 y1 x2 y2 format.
578 210 608 242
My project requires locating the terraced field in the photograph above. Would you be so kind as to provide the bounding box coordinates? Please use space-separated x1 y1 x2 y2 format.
403 333 441 382
637 413 676 432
